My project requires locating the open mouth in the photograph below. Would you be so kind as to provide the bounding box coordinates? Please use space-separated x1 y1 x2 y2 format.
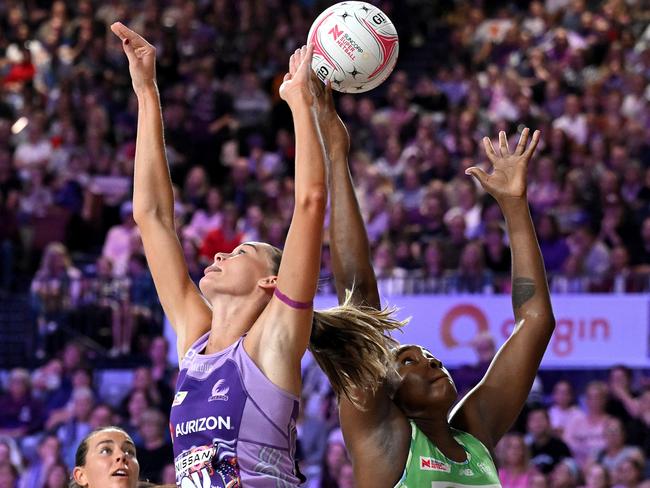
111 469 129 478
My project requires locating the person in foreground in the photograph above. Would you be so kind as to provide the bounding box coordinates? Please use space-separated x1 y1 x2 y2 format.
70 426 175 488
110 22 330 487
70 427 139 488
320 104 554 487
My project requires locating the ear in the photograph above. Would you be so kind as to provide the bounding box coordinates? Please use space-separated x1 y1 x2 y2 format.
72 467 87 486
257 275 278 291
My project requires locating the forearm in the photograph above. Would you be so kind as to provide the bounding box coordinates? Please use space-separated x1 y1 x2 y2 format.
501 198 554 328
132 84 175 226
292 104 327 201
328 148 379 308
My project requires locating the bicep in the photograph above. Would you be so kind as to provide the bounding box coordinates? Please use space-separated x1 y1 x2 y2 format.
137 217 212 358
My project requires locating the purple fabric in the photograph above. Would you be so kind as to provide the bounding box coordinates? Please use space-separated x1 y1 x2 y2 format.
170 333 300 488
274 288 313 310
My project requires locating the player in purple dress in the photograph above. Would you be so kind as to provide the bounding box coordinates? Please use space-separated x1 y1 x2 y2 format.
111 23 327 488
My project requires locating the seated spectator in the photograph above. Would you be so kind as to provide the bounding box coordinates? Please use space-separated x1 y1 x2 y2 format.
526 406 572 474
18 434 61 488
590 246 645 293
182 186 223 245
0 436 23 478
319 432 349 488
482 221 510 289
596 417 644 478
564 382 612 467
627 386 650 458
537 214 570 274
446 241 494 294
198 203 243 261
126 253 161 355
135 409 172 484
581 463 610 488
453 331 496 396
30 242 82 357
102 201 140 277
611 457 645 488
551 254 591 293
148 336 174 388
550 458 581 488
498 432 538 488
0 369 44 437
54 386 94 468
0 461 19 488
606 365 639 425
43 462 68 488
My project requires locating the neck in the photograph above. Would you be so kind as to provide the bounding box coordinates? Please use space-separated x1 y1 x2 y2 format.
414 417 467 463
204 294 267 353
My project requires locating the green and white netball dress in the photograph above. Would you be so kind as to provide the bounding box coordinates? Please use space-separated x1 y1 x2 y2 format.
395 421 501 488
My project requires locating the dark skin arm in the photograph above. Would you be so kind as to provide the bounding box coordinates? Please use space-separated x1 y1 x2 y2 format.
450 129 556 449
316 87 408 487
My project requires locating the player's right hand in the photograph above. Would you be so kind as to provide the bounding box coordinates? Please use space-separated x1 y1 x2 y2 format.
110 22 157 93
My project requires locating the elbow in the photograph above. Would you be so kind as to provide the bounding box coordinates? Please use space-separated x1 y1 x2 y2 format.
296 185 328 215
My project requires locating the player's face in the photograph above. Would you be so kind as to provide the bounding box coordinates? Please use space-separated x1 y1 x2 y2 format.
199 242 276 299
392 345 457 418
72 430 139 488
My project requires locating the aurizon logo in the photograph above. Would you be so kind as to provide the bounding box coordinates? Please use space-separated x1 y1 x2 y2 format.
175 416 232 437
328 25 343 40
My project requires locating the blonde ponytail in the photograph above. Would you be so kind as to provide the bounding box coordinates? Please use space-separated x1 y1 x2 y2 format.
309 290 407 408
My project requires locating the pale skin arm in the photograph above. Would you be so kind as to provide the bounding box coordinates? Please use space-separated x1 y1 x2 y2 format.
245 46 329 395
110 23 211 361
450 129 556 449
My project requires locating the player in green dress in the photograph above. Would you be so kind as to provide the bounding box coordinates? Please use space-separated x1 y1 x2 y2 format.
315 86 554 488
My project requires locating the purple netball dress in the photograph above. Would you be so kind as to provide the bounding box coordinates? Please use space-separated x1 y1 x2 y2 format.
170 332 300 488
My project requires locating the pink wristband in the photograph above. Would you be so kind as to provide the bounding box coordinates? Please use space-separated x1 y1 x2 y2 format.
274 288 313 310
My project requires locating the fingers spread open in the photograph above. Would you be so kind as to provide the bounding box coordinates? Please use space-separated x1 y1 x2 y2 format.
498 131 509 156
524 130 541 158
515 128 530 155
482 136 498 164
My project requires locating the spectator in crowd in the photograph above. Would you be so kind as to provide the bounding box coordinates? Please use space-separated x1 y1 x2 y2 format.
595 417 644 478
30 242 82 356
453 331 497 395
135 409 172 484
42 462 68 488
0 369 44 438
102 201 140 278
498 432 538 488
550 458 581 488
564 381 612 467
53 386 94 468
526 406 572 475
0 461 19 488
581 463 610 488
18 434 61 488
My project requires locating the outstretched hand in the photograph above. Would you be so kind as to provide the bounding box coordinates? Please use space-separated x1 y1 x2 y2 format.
314 79 350 157
110 22 156 93
465 128 540 203
279 45 320 109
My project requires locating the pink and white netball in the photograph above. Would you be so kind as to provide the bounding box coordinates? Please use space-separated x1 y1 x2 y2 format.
307 1 399 93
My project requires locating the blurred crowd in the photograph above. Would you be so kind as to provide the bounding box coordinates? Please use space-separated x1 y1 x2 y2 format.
0 0 649 485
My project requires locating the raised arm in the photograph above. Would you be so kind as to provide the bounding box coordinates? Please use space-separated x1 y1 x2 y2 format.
110 23 211 361
450 129 555 448
318 90 380 310
246 46 328 394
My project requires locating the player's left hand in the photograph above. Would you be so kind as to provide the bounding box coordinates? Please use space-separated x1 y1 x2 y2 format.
465 128 540 203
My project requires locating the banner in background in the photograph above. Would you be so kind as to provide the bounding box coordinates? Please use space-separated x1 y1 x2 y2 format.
314 294 650 368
